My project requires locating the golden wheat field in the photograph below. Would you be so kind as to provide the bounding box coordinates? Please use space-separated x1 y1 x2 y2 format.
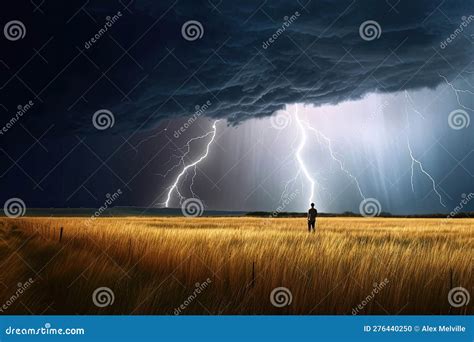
0 216 472 315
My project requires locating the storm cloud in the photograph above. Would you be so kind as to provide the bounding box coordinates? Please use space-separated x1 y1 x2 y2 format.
1 0 473 134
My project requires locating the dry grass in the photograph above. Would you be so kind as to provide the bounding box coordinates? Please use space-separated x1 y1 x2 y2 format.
0 216 472 315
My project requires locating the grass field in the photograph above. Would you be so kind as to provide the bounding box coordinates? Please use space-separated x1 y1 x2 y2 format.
0 216 472 315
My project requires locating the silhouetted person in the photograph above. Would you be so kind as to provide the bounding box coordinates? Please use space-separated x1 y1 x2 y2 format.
308 203 317 232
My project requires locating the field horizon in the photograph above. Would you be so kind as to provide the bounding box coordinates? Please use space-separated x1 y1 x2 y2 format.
3 206 473 219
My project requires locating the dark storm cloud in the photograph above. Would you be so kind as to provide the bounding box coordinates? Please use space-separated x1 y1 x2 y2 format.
1 0 472 134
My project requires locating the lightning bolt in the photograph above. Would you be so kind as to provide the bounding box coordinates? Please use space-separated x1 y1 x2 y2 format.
281 106 360 209
404 91 446 207
404 91 425 120
406 136 446 207
161 120 220 208
277 126 303 205
294 108 316 204
438 73 474 111
302 121 366 200
189 165 199 199
278 169 301 205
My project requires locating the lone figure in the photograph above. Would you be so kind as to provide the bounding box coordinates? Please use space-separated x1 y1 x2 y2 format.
307 203 317 232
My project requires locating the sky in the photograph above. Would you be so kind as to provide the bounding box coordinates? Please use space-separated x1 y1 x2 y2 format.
0 0 473 215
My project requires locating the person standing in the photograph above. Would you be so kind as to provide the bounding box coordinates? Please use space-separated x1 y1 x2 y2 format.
307 203 317 232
